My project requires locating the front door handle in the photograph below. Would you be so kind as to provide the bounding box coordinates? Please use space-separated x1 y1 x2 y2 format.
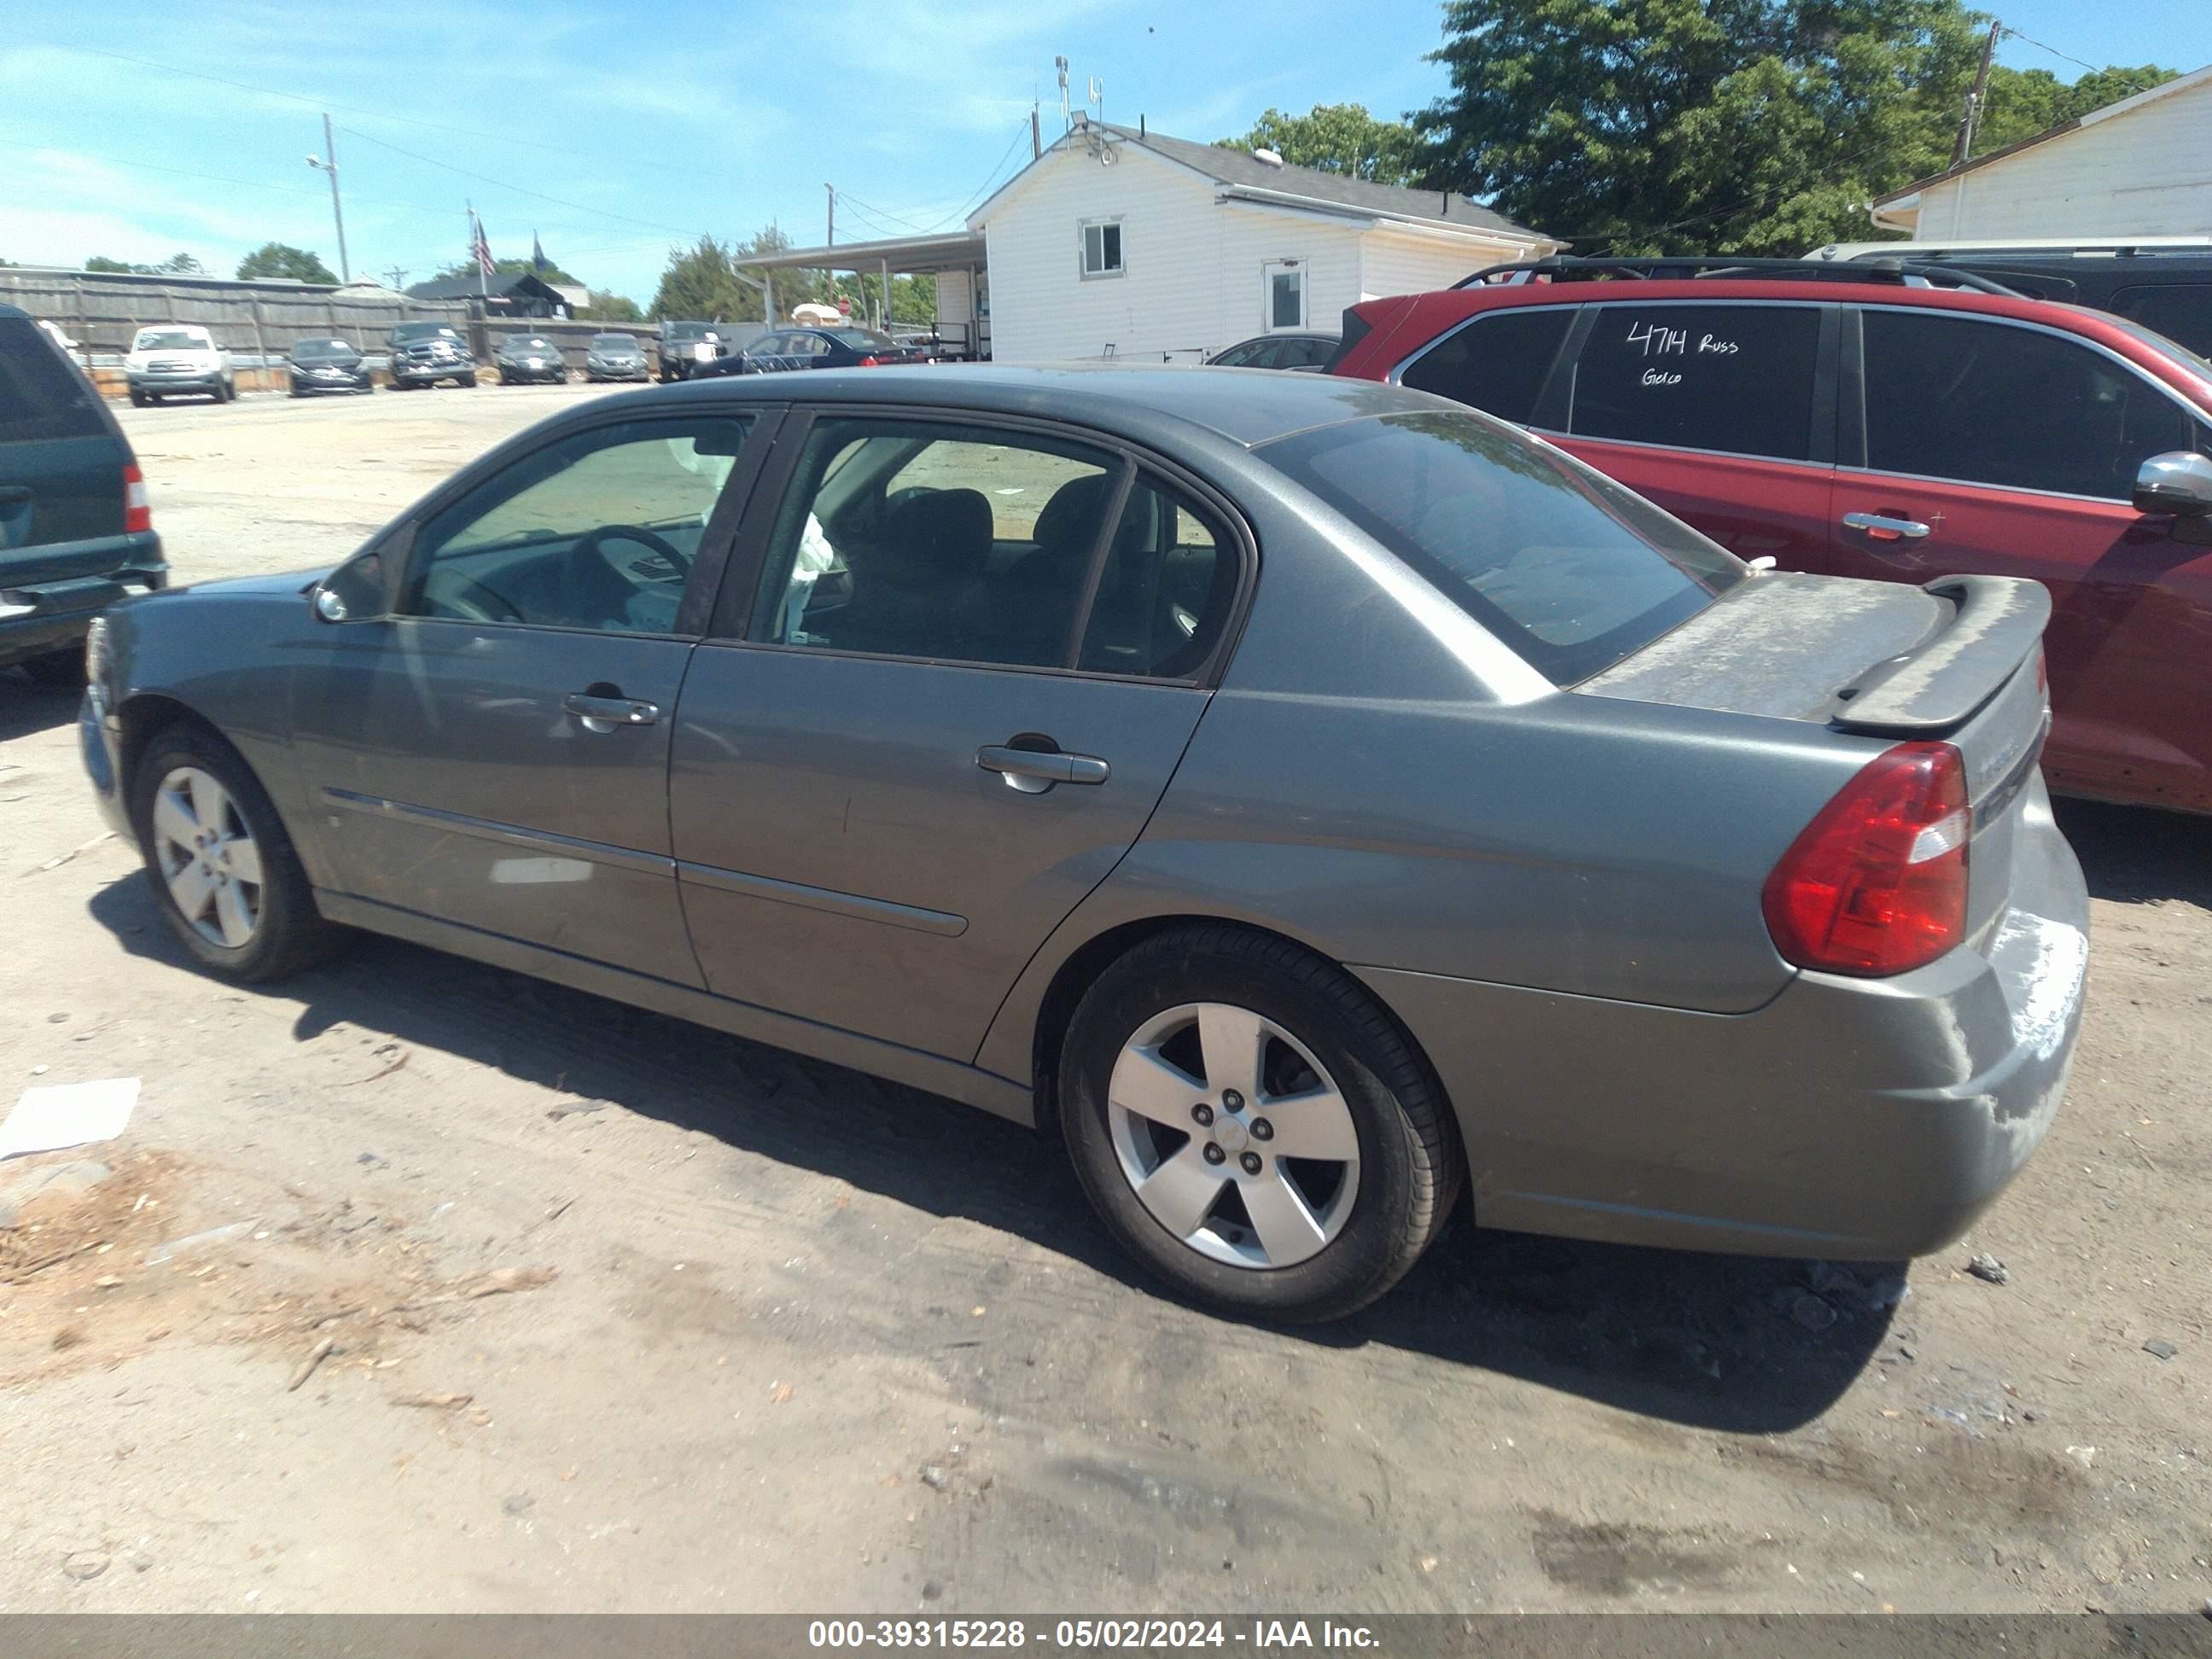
1841 511 1931 541
977 744 1110 793
564 692 661 729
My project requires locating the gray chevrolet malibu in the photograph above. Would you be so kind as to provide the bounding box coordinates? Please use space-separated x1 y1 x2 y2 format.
79 368 2087 1321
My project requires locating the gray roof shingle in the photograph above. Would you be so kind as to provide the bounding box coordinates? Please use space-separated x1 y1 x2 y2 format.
1092 124 1541 237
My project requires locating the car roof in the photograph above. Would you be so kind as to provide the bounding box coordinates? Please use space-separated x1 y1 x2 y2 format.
0 302 27 322
596 363 1454 448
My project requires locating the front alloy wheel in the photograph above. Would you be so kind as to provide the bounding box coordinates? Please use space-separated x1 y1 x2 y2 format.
150 766 263 948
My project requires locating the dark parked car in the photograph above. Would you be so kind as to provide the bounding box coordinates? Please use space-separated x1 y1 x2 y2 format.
494 333 569 385
1206 332 1339 370
1332 256 2212 814
287 338 375 397
79 367 2085 1321
703 326 930 376
584 333 649 382
387 322 477 390
655 321 730 381
1 303 164 680
1812 241 2212 358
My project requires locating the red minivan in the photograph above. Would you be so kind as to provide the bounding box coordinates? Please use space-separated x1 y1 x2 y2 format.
1331 260 2212 814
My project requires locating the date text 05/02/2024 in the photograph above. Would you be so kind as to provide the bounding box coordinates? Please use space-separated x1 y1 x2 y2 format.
806 1620 1382 1650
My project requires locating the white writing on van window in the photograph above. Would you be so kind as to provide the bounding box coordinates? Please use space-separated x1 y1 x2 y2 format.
1641 369 1683 386
1697 334 1738 355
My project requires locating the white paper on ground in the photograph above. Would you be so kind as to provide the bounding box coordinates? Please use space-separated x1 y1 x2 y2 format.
0 1077 142 1160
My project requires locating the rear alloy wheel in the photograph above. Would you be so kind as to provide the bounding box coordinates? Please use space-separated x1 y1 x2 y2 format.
131 727 341 981
1059 926 1460 1323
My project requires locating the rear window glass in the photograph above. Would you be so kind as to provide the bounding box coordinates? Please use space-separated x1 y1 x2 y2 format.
1569 304 1822 460
1260 410 1745 684
0 318 109 443
1400 306 1574 424
2110 288 2212 364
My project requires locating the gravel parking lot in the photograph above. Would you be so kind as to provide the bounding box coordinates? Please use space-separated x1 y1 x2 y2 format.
2 386 2206 1614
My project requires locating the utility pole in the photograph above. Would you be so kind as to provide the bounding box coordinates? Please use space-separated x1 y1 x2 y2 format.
383 266 408 290
824 183 835 247
306 114 351 282
1953 20 2001 167
1031 102 1042 160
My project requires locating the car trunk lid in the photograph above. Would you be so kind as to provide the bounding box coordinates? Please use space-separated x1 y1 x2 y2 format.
1580 570 2053 955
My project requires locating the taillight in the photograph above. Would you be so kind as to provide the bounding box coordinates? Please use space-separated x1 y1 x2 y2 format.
858 355 882 367
2034 648 2047 699
124 463 152 534
1762 741 1969 976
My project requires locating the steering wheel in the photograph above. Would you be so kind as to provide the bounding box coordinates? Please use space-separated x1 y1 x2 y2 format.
562 524 692 629
427 573 526 624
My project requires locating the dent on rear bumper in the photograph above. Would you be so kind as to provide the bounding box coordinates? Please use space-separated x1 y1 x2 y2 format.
1359 807 2088 1260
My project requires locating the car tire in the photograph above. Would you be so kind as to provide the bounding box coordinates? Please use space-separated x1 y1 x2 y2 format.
461 373 478 388
130 723 342 984
1057 924 1461 1324
129 389 148 407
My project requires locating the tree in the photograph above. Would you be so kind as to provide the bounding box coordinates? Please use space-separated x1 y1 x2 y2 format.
86 251 205 275
1218 103 1421 185
236 242 338 283
1412 0 1987 256
579 289 644 322
648 234 760 321
434 254 583 285
1970 62 2180 157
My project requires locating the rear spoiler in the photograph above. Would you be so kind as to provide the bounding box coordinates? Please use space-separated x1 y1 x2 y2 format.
1831 576 2050 735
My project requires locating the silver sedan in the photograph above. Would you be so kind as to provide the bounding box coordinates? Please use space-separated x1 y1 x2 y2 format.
80 368 2087 1321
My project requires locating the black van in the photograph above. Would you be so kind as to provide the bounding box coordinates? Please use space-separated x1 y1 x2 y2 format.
0 305 166 681
1839 245 2212 358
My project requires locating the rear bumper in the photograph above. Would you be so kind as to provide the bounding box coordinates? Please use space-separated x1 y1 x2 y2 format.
0 535 166 667
1360 779 2087 1260
393 360 470 382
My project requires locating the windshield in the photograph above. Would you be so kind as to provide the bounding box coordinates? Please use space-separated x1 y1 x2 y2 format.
134 329 206 351
292 339 354 358
592 335 638 350
393 324 459 343
503 335 552 349
827 328 897 350
1260 410 1747 684
666 323 708 341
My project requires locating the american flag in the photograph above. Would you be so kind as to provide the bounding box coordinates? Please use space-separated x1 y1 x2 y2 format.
472 214 494 276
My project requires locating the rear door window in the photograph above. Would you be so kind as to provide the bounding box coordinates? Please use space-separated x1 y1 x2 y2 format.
1399 306 1574 425
1568 303 1823 460
1860 309 2192 500
0 318 108 443
2111 284 2212 358
1260 409 1745 684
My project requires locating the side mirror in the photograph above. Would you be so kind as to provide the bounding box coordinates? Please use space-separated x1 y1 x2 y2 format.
2133 451 2212 517
313 550 387 623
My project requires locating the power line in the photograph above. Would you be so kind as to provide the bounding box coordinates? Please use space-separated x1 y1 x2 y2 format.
336 126 704 239
1995 26 2172 99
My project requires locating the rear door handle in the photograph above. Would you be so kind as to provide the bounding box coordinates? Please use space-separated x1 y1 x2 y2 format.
1841 511 1931 541
564 692 661 728
977 744 1110 792
0 486 31 506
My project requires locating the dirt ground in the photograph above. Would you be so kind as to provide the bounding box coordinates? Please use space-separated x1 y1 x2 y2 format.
1 386 2206 1615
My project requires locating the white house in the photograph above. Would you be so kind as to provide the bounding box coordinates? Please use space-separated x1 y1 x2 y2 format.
1871 64 2212 240
965 119 1559 363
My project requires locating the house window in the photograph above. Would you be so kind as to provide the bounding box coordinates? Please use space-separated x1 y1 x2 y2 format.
1081 219 1124 279
1264 259 1306 329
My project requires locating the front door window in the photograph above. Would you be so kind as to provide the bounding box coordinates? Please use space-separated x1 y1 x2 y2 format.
403 416 752 633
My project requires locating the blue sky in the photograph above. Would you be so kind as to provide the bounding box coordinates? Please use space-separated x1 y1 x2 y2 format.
2 0 2205 306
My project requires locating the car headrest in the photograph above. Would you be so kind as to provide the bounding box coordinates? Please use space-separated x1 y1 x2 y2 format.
884 487 992 579
1032 474 1115 560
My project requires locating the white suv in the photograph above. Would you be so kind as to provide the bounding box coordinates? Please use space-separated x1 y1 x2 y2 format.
126 324 235 405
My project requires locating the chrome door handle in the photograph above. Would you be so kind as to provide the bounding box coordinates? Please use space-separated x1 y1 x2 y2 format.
977 744 1110 792
1841 511 1931 540
564 692 661 727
